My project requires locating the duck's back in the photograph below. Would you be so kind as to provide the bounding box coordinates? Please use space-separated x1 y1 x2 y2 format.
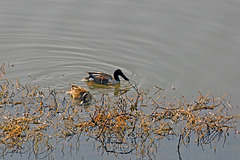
66 85 92 102
86 72 113 85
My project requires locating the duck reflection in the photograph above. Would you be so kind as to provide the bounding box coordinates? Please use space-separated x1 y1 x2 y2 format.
86 82 130 96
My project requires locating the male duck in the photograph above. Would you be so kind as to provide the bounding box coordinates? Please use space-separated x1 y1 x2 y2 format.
66 84 92 103
83 69 129 85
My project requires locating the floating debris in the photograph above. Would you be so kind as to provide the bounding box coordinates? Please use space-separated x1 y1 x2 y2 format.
0 63 239 160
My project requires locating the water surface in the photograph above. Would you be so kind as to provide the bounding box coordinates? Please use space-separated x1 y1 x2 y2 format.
1 0 240 159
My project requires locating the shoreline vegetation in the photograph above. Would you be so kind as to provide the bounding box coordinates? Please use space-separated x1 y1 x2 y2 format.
0 62 239 160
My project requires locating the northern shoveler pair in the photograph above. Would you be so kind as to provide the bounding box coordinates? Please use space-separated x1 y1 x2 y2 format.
66 69 129 103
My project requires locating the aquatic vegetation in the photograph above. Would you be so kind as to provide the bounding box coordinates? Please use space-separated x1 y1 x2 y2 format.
0 62 239 160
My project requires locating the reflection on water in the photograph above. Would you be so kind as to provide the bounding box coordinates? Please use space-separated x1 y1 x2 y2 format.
86 82 130 95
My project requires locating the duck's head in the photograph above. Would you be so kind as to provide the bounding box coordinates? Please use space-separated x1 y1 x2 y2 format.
114 69 129 81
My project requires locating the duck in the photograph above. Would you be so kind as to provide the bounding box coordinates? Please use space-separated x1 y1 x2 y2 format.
83 69 129 85
66 84 92 103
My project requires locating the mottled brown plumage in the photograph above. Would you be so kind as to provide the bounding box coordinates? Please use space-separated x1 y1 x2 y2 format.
66 84 92 103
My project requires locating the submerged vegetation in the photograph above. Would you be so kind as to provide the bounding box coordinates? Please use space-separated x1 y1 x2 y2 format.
0 62 239 160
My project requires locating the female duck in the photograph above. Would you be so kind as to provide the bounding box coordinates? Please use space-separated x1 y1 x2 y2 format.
66 84 92 103
83 69 129 85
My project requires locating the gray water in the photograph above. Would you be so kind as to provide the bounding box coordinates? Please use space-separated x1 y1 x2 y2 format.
1 0 240 159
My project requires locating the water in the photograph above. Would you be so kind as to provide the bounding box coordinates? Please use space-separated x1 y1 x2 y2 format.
1 0 240 159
